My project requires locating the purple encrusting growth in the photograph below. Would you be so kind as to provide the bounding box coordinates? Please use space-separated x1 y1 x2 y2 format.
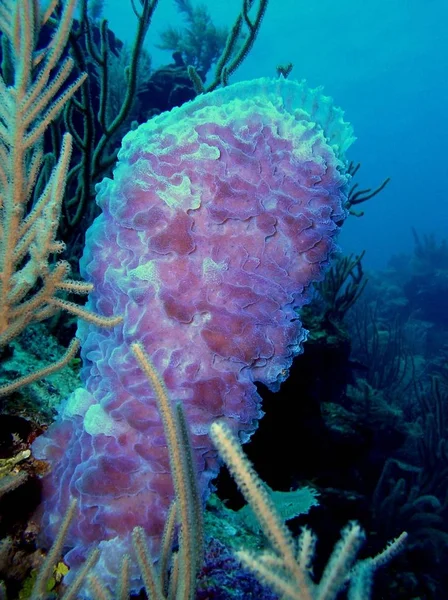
33 77 354 593
197 538 279 599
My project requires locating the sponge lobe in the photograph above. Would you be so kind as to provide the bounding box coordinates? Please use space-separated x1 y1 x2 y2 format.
33 77 353 592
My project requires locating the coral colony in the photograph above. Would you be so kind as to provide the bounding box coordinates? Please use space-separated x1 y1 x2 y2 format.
33 77 354 592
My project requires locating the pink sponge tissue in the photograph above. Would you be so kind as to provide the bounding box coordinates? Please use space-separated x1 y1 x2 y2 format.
32 77 354 594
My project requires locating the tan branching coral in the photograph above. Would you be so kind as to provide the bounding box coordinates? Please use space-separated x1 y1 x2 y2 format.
0 0 122 395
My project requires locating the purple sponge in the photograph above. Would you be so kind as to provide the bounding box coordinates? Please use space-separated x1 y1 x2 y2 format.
33 77 354 593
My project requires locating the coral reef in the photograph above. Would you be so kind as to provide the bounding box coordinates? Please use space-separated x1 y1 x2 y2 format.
4 0 441 598
157 0 229 80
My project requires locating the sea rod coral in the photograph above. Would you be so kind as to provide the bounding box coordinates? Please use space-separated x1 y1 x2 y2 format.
32 77 355 593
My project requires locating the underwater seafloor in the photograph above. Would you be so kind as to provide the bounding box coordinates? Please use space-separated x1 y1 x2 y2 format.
0 1 447 599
